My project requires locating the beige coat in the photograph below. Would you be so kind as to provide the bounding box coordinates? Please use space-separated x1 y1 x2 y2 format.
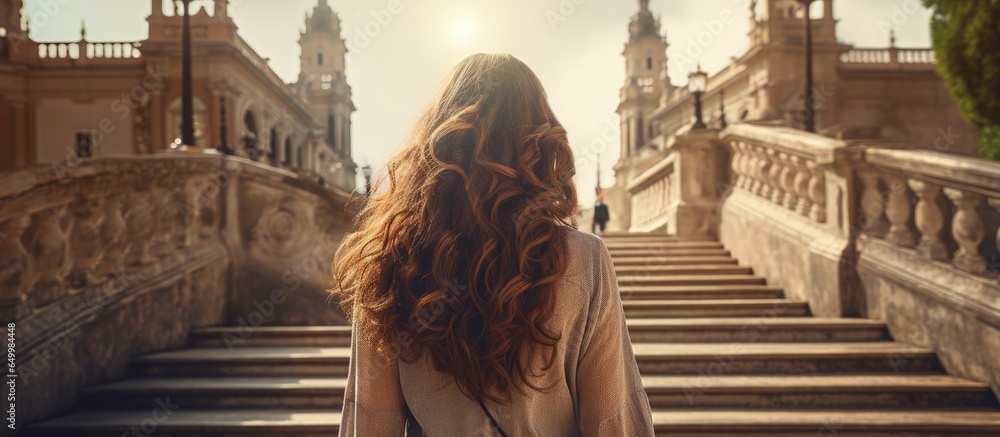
340 230 654 436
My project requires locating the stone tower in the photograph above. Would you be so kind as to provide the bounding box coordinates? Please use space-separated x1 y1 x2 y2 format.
298 0 355 167
617 0 670 160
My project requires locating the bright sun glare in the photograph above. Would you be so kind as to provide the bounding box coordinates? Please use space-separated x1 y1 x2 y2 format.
449 18 478 44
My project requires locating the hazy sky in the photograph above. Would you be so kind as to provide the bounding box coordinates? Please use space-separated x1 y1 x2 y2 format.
26 0 933 205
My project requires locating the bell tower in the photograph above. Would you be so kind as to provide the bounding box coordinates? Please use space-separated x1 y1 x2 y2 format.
617 0 669 159
298 0 354 163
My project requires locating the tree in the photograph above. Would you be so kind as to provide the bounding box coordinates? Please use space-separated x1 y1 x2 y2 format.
922 0 1000 158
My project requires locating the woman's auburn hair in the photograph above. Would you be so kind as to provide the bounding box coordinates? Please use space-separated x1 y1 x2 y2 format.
332 53 578 404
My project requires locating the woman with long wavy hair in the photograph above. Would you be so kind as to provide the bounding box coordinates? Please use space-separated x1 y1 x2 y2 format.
332 53 653 436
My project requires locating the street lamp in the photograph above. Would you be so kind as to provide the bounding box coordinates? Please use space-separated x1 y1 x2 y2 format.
362 165 373 196
796 0 816 133
688 66 709 129
179 0 196 146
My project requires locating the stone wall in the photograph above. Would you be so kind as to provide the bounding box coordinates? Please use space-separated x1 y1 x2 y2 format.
0 153 357 424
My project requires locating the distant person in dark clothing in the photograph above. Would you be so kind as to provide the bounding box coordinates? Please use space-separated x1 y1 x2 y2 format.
593 195 610 234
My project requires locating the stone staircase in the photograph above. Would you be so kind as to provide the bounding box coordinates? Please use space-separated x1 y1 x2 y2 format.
25 234 1000 436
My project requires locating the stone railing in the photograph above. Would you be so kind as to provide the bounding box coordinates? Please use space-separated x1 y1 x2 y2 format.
627 154 675 232
840 48 892 64
35 41 142 60
839 47 936 68
0 153 356 424
726 126 835 226
859 149 1000 276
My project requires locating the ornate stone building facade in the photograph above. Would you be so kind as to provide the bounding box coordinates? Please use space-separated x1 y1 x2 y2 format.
605 0 977 231
0 0 357 192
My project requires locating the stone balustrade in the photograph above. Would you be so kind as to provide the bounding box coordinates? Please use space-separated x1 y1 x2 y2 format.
860 148 1000 276
840 49 892 64
726 126 836 226
839 48 935 65
627 154 675 232
0 153 356 424
35 41 142 61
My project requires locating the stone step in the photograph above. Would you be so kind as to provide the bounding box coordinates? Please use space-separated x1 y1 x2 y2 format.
613 256 739 267
600 232 712 241
24 410 340 437
76 377 347 410
632 342 941 375
619 285 783 301
608 248 731 258
130 347 351 377
622 299 810 318
78 373 994 413
41 409 999 437
602 241 724 250
190 326 352 348
626 317 889 342
649 410 1000 436
617 275 767 287
642 374 997 409
614 265 753 276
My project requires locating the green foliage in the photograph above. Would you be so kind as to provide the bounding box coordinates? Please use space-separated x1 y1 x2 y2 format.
922 0 1000 158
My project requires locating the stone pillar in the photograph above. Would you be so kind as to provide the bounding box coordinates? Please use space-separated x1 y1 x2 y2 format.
671 129 727 237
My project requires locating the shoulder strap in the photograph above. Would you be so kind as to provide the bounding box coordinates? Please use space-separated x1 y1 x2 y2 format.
476 398 509 437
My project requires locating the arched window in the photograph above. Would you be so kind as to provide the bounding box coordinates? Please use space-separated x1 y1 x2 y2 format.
317 52 324 65
296 146 304 169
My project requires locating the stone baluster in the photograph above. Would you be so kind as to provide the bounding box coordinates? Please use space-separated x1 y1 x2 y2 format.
989 198 1000 276
884 174 916 247
28 206 70 306
126 191 155 266
756 146 773 199
859 169 888 237
732 142 747 190
908 180 948 260
780 154 798 210
750 145 770 196
0 216 32 321
807 162 827 223
768 150 785 204
793 157 813 216
98 194 131 277
68 196 107 288
739 143 753 191
945 188 986 275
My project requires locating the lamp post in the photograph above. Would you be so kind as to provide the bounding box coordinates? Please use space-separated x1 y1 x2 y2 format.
688 66 708 129
796 0 816 133
362 165 373 196
179 0 196 146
